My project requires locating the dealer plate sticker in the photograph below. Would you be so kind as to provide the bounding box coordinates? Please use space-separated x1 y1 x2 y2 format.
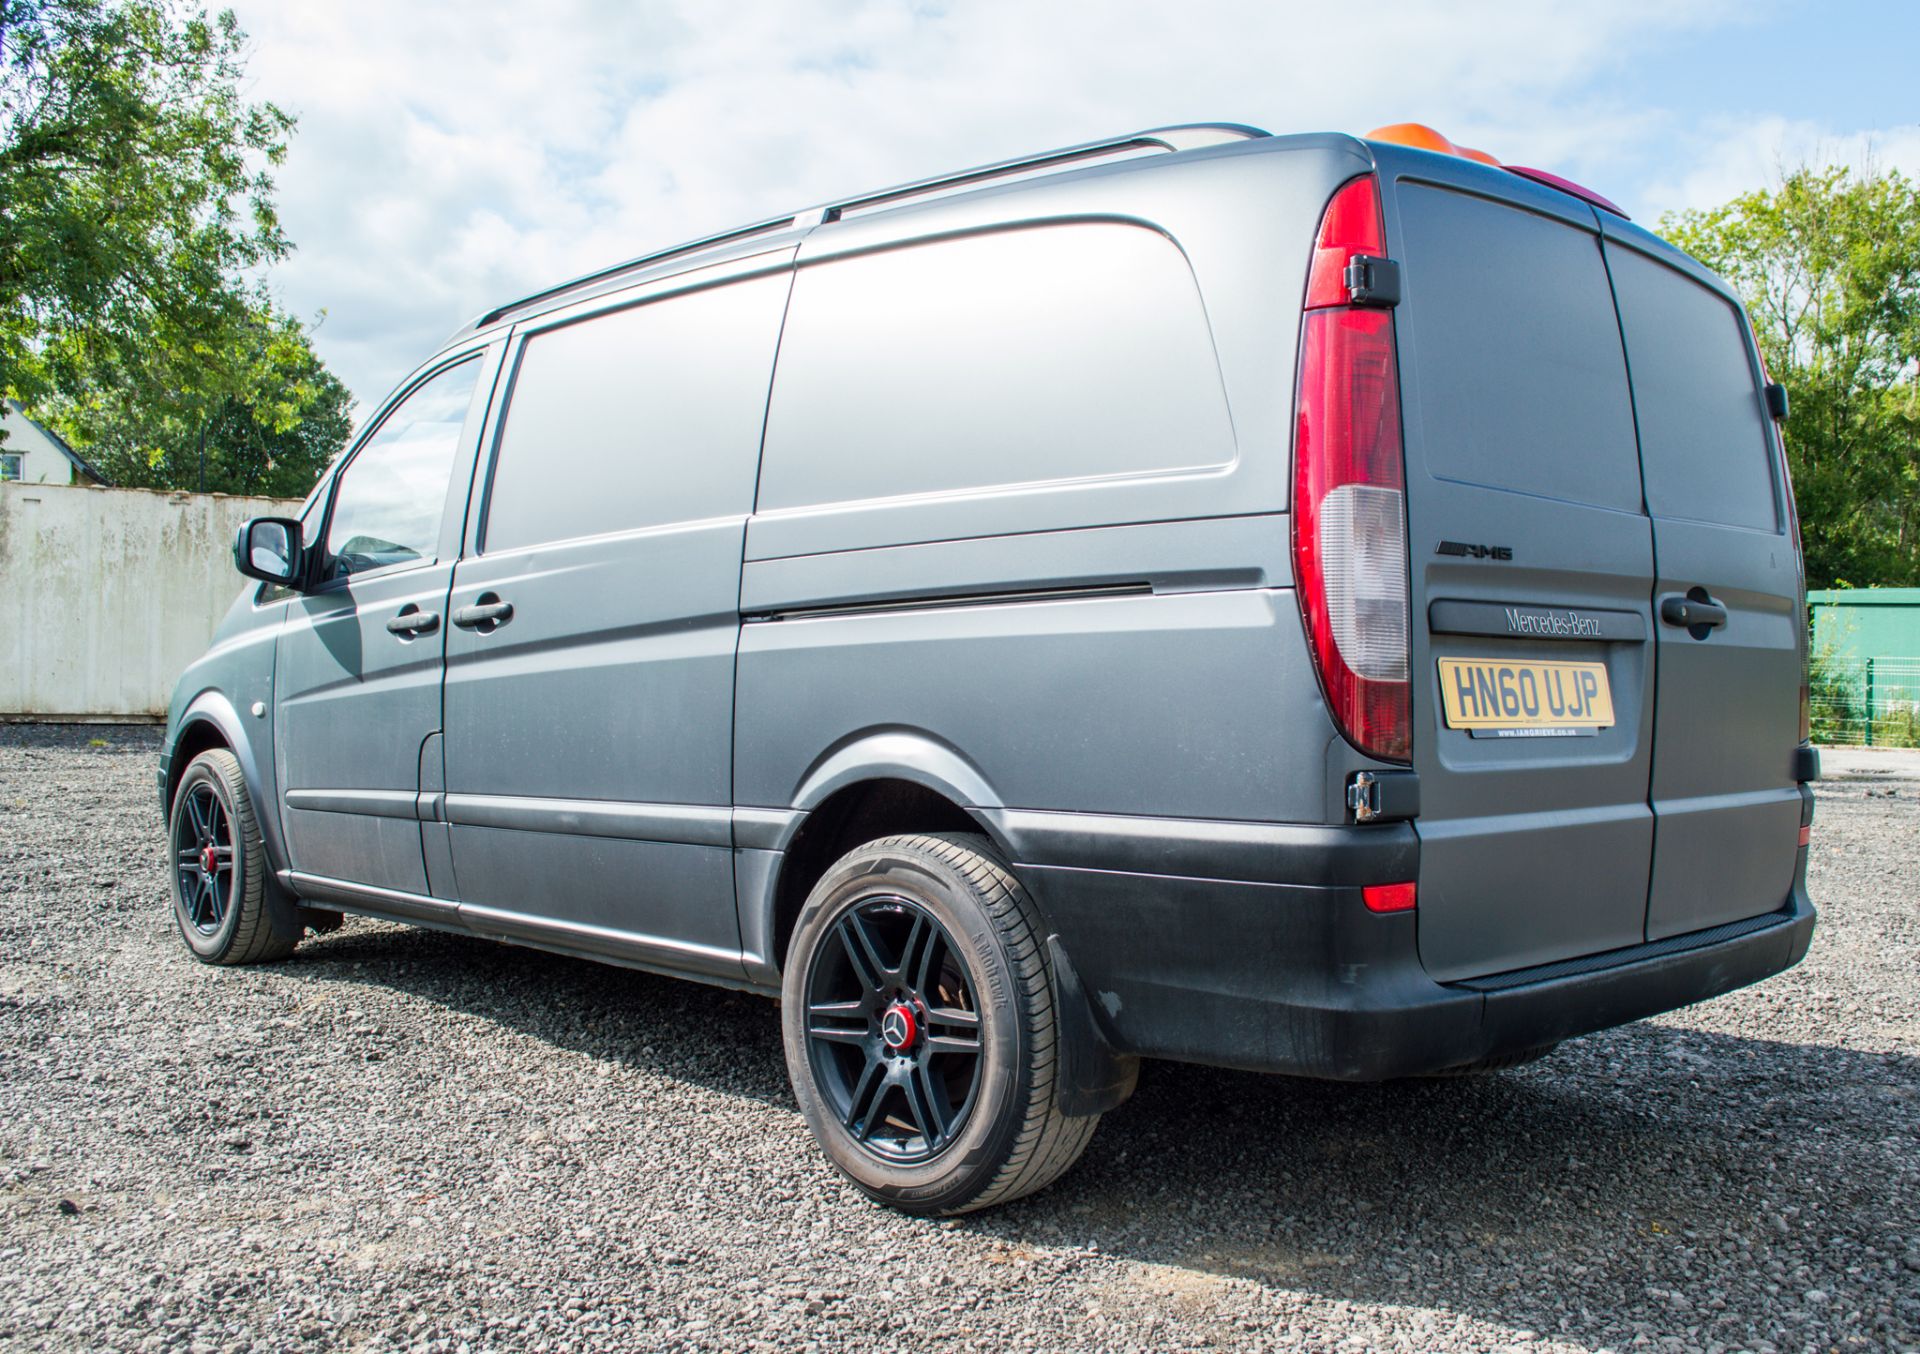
1437 657 1615 733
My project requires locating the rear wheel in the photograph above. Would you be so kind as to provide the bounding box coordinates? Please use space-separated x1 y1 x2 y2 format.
781 832 1097 1215
168 749 303 965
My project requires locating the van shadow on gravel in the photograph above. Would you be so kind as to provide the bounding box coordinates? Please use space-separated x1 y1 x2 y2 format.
284 919 1916 1347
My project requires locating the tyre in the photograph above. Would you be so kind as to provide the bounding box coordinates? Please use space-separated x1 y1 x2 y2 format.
781 832 1098 1215
168 748 304 965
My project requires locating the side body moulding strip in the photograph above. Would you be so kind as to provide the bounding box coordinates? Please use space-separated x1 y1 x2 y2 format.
284 788 422 820
743 581 1150 625
442 794 733 846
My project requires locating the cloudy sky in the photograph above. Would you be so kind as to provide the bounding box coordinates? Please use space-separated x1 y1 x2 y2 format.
225 0 1920 414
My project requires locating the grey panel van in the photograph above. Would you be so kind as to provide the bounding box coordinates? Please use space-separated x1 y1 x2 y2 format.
161 122 1818 1215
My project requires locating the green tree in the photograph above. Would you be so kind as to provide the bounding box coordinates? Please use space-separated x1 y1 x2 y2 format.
1663 167 1920 588
46 294 351 496
1 0 350 490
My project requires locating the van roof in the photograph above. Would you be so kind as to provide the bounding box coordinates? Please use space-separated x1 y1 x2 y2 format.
445 122 1273 344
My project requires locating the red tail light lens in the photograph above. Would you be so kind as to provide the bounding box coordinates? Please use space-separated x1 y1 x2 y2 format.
1294 177 1411 763
1305 177 1386 309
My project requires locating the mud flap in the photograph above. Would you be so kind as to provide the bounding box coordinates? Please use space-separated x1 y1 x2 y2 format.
1048 934 1139 1117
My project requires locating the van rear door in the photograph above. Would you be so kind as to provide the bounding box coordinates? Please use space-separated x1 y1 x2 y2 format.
1601 227 1804 939
1386 171 1659 982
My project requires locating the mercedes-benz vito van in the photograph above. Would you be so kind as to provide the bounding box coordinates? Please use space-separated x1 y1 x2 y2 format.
161 122 1817 1215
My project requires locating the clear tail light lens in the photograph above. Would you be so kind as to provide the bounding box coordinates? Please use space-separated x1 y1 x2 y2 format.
1293 176 1411 763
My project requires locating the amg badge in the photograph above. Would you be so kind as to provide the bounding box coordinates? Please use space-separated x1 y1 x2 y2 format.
1436 540 1513 561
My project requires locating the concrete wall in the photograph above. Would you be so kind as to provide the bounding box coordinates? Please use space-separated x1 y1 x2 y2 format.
1 482 301 718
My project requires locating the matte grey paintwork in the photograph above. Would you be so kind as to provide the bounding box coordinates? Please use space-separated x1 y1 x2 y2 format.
439 249 793 961
1601 227 1802 939
1378 144 1802 979
1384 157 1658 980
744 137 1367 564
158 127 1808 1060
272 343 501 895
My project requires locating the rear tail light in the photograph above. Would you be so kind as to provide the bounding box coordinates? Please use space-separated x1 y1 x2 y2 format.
1294 176 1412 763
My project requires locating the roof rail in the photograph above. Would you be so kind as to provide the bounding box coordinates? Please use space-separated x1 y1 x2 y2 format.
819 121 1269 220
471 213 802 330
465 121 1269 335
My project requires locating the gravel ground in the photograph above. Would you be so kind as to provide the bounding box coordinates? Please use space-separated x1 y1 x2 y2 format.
1 724 1915 1354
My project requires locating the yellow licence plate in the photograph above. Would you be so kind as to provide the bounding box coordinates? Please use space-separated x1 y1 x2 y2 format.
1437 658 1615 731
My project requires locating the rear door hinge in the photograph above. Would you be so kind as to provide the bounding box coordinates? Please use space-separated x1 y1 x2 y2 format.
1344 255 1401 308
1347 769 1419 823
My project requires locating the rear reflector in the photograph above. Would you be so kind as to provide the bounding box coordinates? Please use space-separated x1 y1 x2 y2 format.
1294 188 1412 764
1363 881 1417 913
1798 825 1812 848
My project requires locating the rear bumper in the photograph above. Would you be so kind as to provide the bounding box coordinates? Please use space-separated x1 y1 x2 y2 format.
990 809 1815 1081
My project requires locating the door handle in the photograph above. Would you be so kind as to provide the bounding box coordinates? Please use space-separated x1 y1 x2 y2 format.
451 594 514 632
1660 591 1727 637
386 605 440 637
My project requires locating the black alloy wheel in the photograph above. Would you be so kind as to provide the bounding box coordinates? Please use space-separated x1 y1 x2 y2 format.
802 894 984 1163
781 833 1102 1215
173 780 234 936
167 747 304 965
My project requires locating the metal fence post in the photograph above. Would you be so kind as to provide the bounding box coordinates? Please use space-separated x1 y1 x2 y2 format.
1865 656 1876 747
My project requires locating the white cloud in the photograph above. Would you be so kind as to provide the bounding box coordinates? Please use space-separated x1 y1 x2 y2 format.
1640 116 1920 222
230 0 1753 411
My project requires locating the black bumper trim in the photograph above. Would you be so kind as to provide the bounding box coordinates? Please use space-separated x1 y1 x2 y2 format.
1015 850 1815 1081
1452 907 1790 992
984 808 1417 887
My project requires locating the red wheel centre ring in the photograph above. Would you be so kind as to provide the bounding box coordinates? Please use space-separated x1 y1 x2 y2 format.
200 844 218 874
880 1001 919 1052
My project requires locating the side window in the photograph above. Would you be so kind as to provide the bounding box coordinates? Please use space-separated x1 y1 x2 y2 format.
324 359 480 581
756 223 1236 512
1606 244 1780 532
481 272 789 553
0 452 22 481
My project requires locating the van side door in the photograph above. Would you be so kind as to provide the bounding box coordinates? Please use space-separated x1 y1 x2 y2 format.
275 347 497 900
438 250 794 979
1602 230 1805 938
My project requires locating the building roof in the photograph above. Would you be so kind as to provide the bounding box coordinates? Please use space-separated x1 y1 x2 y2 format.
2 399 110 486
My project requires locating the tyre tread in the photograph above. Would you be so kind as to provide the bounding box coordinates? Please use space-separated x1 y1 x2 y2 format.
870 832 1095 1214
180 749 302 965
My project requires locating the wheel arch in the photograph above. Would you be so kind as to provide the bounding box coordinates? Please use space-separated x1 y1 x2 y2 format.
166 692 288 877
753 732 1022 976
765 778 1004 975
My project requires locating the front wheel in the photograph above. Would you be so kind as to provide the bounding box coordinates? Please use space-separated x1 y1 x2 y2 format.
781 833 1098 1215
168 748 304 965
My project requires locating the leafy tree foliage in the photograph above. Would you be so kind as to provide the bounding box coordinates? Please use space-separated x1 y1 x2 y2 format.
46 293 352 496
1664 167 1920 588
2 0 349 495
